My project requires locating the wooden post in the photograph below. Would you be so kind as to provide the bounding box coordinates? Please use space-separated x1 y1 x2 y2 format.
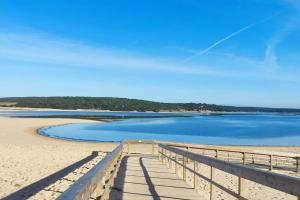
252 154 254 164
164 149 167 164
227 152 230 161
186 146 190 163
165 150 167 166
269 155 273 171
152 142 154 155
183 156 187 181
127 142 130 154
169 152 172 169
193 161 196 189
168 151 171 168
238 176 245 199
175 154 178 175
210 166 215 200
161 148 164 162
296 157 300 173
242 152 246 165
195 161 199 191
215 150 218 159
158 147 160 161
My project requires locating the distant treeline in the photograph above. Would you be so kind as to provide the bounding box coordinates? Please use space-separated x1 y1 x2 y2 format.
0 97 299 113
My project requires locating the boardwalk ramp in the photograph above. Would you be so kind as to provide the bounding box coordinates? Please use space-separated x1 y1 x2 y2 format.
57 140 300 200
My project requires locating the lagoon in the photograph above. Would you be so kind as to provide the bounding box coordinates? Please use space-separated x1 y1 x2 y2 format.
39 113 300 146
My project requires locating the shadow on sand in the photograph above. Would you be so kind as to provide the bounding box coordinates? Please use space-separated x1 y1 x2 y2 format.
2 151 99 200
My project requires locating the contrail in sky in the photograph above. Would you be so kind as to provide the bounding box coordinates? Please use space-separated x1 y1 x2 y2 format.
182 14 279 62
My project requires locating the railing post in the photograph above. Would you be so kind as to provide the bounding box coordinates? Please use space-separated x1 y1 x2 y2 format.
210 166 215 200
152 142 154 155
158 146 161 161
296 157 300 173
183 156 187 181
186 146 190 163
238 176 245 199
164 149 166 164
242 152 246 165
168 151 171 168
269 155 273 171
164 149 167 165
193 160 196 189
175 154 178 175
227 152 230 161
127 142 130 154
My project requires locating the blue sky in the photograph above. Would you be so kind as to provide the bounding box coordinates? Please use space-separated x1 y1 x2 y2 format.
0 0 300 108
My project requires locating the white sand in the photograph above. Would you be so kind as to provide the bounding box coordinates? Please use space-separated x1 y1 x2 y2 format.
0 117 117 199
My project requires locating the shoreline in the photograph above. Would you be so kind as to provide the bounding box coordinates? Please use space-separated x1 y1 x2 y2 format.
3 106 300 115
38 121 300 149
38 121 300 156
37 125 120 144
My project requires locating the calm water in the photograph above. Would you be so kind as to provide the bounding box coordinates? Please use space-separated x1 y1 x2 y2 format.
39 114 300 146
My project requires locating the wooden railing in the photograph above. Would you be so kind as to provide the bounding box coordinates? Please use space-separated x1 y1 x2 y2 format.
57 140 157 200
57 140 300 200
165 143 300 172
158 143 300 200
57 143 123 200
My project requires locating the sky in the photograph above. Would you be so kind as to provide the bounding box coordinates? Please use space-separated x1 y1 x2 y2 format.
0 0 300 108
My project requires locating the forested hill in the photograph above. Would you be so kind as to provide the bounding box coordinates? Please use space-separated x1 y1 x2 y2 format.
0 97 299 113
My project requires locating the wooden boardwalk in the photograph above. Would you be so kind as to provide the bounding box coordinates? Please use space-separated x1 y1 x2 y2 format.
57 141 300 200
110 155 202 200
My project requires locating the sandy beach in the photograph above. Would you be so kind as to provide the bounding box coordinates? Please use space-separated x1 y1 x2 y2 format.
0 116 117 199
1 116 299 200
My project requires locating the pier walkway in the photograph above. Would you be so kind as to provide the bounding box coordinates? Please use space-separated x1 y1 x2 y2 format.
109 155 201 200
58 140 300 200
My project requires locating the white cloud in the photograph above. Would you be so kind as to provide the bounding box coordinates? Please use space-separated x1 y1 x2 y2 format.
0 30 300 83
0 32 230 77
264 1 300 70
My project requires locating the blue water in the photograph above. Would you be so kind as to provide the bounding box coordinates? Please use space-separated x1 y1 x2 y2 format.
39 114 300 146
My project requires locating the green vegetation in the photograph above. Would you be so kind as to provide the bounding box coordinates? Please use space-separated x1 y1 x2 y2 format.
0 97 299 113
